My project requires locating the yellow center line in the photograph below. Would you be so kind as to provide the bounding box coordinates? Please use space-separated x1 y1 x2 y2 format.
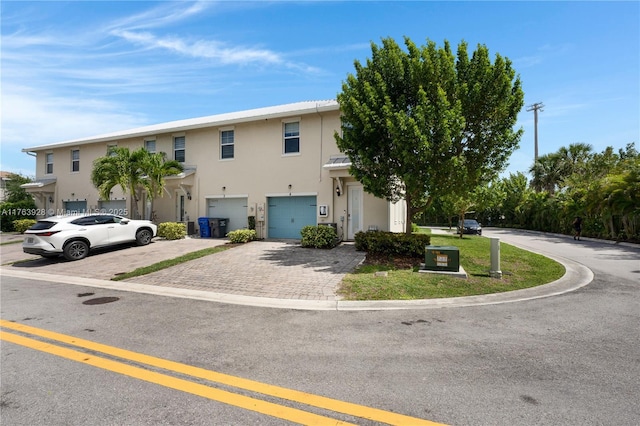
0 319 446 425
1 330 355 426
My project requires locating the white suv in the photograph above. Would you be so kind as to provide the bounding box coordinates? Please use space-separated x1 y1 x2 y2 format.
23 214 157 261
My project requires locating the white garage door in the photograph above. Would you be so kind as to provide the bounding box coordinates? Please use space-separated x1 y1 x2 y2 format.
207 197 248 232
98 200 127 216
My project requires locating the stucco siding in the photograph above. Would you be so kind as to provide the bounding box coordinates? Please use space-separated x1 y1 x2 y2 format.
23 101 400 238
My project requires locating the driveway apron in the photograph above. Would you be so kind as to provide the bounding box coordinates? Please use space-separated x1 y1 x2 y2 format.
122 240 365 301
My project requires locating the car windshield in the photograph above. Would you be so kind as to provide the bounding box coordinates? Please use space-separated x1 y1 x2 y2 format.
464 220 479 225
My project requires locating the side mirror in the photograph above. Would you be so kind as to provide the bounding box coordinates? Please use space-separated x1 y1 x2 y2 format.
120 218 130 224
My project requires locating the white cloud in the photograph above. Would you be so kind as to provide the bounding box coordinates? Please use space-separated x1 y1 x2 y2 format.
1 85 149 149
104 0 212 32
111 29 283 66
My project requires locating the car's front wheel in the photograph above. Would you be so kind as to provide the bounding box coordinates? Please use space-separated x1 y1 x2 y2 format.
136 229 153 246
63 240 89 261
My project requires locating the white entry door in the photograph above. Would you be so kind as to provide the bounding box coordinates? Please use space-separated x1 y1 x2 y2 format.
347 185 363 240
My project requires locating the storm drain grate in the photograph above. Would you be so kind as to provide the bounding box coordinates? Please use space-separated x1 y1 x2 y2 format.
82 297 120 305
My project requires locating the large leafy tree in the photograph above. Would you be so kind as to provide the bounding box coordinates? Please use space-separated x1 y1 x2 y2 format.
91 147 182 219
336 37 524 233
4 173 34 203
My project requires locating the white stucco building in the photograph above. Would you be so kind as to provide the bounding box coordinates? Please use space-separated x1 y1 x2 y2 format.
22 100 406 240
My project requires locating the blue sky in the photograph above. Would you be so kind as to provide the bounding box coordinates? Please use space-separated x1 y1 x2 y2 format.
2 1 639 178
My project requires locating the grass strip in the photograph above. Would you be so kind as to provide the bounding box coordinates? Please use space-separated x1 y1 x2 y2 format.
111 246 232 281
339 232 565 300
0 239 23 246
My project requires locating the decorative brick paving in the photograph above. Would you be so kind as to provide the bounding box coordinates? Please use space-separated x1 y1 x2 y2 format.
124 240 365 300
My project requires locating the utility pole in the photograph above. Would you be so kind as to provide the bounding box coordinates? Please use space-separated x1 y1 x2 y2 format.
526 102 544 162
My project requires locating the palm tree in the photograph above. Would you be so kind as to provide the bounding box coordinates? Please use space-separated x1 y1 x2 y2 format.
92 148 184 221
529 153 564 194
558 142 593 178
139 151 183 222
92 147 148 218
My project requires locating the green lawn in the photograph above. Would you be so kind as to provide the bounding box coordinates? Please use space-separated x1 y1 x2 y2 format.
338 231 566 300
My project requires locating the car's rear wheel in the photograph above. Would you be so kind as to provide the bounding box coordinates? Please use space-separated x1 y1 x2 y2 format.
136 229 153 246
63 240 89 261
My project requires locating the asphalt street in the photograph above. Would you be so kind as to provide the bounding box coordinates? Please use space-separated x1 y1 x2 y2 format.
1 229 639 425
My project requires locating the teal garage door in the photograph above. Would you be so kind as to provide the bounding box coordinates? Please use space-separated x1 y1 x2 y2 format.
63 200 87 214
268 196 317 239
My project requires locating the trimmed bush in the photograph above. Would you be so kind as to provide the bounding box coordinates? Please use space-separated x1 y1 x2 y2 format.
354 230 431 258
301 225 338 249
227 229 257 243
13 219 37 234
158 222 187 240
0 200 38 232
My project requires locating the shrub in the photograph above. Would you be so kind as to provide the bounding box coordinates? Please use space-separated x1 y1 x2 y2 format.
354 231 430 258
301 225 338 249
227 229 257 243
13 219 37 233
158 222 187 240
0 200 38 232
248 215 256 230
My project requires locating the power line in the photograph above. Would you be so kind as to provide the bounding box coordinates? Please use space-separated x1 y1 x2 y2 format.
526 102 544 162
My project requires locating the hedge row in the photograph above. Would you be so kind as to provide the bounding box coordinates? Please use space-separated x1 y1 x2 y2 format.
354 231 430 257
301 225 338 249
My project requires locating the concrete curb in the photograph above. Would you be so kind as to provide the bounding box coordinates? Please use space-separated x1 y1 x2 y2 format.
0 248 593 310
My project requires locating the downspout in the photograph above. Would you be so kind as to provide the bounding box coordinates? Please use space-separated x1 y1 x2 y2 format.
316 103 323 183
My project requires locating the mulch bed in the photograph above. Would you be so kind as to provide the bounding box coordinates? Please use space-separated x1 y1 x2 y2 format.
362 253 423 269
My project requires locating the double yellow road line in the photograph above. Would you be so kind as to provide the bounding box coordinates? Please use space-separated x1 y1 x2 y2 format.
0 320 445 425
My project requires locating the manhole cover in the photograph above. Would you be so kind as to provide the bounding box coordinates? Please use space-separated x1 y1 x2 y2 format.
82 297 120 305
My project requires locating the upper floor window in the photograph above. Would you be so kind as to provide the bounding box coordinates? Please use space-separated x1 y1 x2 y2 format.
174 136 185 162
45 153 54 174
220 130 234 159
107 144 117 157
283 122 300 154
145 140 156 153
71 149 80 172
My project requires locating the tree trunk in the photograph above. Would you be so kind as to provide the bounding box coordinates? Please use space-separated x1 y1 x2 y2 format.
405 192 413 235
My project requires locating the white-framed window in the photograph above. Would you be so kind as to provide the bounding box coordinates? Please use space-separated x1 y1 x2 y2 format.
45 153 54 174
174 136 185 162
145 139 156 153
283 121 300 154
220 130 234 159
71 149 80 172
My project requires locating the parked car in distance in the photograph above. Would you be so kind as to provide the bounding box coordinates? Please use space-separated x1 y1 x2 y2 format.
458 219 482 235
23 214 157 261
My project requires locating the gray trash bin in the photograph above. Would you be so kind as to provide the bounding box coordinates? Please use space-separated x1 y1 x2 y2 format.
209 218 229 238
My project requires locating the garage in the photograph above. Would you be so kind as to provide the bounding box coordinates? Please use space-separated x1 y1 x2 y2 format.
98 200 127 215
207 197 248 233
63 200 87 214
267 196 317 239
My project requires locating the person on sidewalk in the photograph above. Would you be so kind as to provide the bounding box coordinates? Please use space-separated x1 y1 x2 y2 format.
573 216 583 240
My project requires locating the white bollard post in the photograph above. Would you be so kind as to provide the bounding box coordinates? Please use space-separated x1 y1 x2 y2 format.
490 237 502 279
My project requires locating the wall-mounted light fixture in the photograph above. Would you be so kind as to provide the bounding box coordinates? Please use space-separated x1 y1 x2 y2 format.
288 184 292 190
48 196 54 203
71 192 75 197
222 186 226 191
186 192 192 200
335 185 341 197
